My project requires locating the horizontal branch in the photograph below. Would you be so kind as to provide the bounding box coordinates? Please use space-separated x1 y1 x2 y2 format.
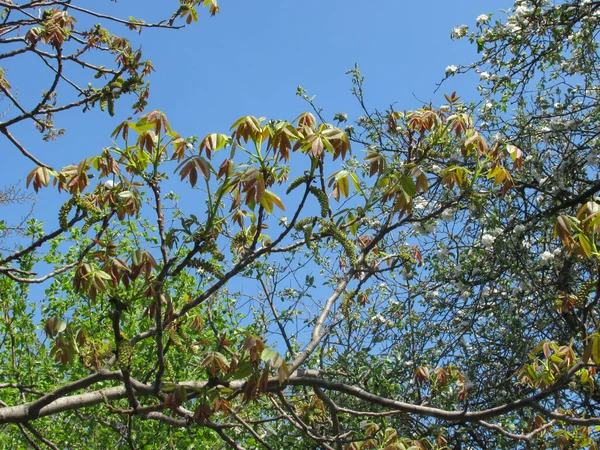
0 364 586 433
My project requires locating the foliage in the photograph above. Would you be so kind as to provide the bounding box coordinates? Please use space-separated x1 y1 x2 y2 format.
0 0 219 168
2 1 600 449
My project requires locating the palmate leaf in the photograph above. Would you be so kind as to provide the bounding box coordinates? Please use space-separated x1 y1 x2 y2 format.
259 189 285 214
176 156 212 187
199 133 228 159
26 166 52 192
201 351 230 376
327 170 360 201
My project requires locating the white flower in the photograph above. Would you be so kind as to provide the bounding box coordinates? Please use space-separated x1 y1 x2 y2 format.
453 263 462 277
477 14 490 23
185 142 194 150
413 197 428 210
451 25 468 39
481 234 495 249
279 216 288 226
431 164 442 174
446 65 459 75
514 224 526 233
413 222 426 235
507 22 522 33
104 180 115 189
437 246 449 261
514 5 531 18
540 251 554 263
441 208 454 221
479 71 491 80
371 314 389 325
368 217 381 227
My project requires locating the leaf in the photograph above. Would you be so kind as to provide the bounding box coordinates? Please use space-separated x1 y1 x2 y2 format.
329 170 352 199
199 133 228 159
261 348 278 363
260 190 285 214
554 215 573 244
506 144 523 169
230 361 253 380
26 166 51 192
400 175 417 197
592 335 600 365
44 317 67 338
349 172 361 193
578 233 593 258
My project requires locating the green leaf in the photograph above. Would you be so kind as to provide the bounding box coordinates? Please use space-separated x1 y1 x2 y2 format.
400 175 417 197
261 348 278 362
579 233 593 258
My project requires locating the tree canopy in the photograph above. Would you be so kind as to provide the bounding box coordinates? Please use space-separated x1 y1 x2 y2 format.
2 1 600 449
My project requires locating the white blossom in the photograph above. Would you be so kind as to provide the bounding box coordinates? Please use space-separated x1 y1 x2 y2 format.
481 234 495 249
453 263 462 277
371 314 390 326
451 25 468 39
437 246 449 261
514 224 526 233
441 208 454 221
514 5 531 18
477 14 490 23
540 251 554 263
479 71 491 80
446 65 459 75
413 221 435 235
413 197 428 210
104 180 115 189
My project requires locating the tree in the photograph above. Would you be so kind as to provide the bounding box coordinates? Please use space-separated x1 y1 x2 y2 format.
1 1 600 449
0 0 219 168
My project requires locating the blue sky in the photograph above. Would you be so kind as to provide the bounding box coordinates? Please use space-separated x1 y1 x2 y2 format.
0 0 507 352
1 0 499 235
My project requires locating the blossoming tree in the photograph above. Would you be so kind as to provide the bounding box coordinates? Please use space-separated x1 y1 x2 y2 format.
1 1 600 449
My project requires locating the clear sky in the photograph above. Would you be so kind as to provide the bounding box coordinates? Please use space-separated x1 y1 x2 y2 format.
1 0 500 233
